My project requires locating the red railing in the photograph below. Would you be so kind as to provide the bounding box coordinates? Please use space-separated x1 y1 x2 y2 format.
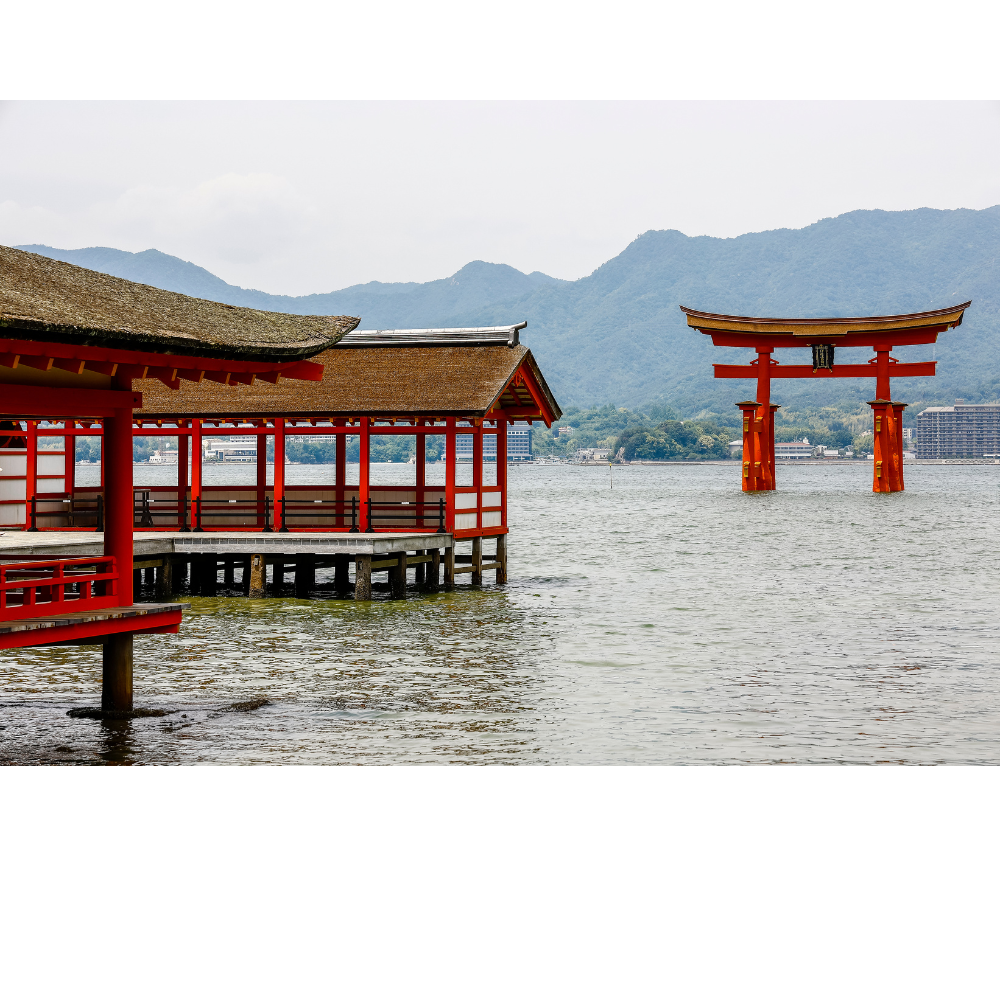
0 556 119 621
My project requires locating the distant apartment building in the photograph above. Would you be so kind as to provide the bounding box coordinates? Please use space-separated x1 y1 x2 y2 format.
455 422 533 461
775 439 813 460
205 436 257 462
916 403 1000 459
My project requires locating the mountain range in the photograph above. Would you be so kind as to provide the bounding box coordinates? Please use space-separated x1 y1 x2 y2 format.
18 205 1000 415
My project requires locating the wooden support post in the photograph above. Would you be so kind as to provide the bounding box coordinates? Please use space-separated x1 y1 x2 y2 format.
190 418 203 530
178 424 189 527
893 403 907 492
390 551 407 599
354 554 372 600
869 399 906 493
104 400 133 607
201 556 218 597
471 536 483 585
414 549 425 584
444 545 455 587
133 568 142 593
753 348 777 492
248 554 266 598
102 633 133 714
271 557 284 596
496 533 508 584
334 554 351 592
445 417 456 533
241 556 252 595
273 418 286 529
359 417 371 530
224 559 235 586
335 420 346 528
25 420 37 530
143 566 155 586
256 430 267 527
64 424 74 499
497 417 508 530
155 559 173 601
295 555 315 597
428 548 441 591
416 420 426 529
473 420 483 532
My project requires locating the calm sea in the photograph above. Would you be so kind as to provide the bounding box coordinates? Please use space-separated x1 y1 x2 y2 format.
1 462 998 764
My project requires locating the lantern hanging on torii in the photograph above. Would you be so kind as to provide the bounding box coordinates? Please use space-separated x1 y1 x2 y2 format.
679 302 971 493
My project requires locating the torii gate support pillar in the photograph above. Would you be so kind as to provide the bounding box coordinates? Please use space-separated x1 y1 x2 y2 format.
736 401 780 493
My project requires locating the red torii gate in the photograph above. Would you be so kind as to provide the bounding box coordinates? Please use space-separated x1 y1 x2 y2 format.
680 303 971 493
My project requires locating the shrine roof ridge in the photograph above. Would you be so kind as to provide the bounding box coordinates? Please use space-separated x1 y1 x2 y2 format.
0 245 359 362
679 302 971 335
338 323 527 347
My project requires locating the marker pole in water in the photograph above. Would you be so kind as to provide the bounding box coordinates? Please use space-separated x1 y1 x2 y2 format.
609 461 613 489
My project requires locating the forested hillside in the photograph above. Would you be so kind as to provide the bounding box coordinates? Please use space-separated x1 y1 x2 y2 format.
19 206 1000 416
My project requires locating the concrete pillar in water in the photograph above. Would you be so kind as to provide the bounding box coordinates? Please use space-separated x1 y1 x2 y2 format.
155 560 173 601
471 537 483 586
201 556 218 597
354 555 372 600
295 555 315 597
102 633 133 714
390 551 407 599
334 555 351 593
496 533 508 585
248 554 266 598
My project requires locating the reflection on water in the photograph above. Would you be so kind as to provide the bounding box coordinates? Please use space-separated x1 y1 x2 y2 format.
2 463 999 764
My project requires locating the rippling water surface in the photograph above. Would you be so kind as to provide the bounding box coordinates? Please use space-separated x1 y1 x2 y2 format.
2 462 998 764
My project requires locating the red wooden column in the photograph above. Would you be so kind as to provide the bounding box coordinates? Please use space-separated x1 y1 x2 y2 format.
335 419 346 528
473 419 483 531
64 422 74 498
755 348 775 491
415 419 425 529
358 417 371 532
190 418 203 530
496 417 508 528
102 387 136 713
177 424 189 529
24 420 37 529
445 417 456 533
273 417 286 530
893 403 907 491
736 402 757 491
256 425 267 528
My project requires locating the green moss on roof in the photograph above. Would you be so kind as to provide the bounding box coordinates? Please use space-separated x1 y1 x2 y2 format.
0 245 359 361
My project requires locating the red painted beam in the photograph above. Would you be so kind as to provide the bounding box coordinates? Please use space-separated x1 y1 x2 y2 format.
0 608 183 650
713 362 937 379
0 384 141 417
706 327 946 349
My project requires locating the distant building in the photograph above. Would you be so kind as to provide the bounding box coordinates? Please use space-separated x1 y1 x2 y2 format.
455 422 533 462
205 436 258 463
774 438 812 460
916 403 1000 458
574 447 611 462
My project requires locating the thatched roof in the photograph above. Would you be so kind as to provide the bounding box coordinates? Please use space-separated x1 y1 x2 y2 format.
135 343 562 421
0 245 358 361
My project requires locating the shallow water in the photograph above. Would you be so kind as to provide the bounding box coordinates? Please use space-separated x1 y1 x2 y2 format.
2 462 998 764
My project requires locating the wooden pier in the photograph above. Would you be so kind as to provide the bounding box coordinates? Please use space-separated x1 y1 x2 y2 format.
0 529 509 601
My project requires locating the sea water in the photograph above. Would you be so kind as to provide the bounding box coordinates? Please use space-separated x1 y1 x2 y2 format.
1 462 998 764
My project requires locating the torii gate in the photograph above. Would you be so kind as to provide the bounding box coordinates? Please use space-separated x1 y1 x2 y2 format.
680 303 971 493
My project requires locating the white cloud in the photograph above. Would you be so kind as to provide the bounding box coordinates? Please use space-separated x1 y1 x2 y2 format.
2 102 1000 295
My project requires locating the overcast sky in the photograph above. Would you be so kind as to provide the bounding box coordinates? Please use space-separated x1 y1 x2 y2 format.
2 101 999 296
